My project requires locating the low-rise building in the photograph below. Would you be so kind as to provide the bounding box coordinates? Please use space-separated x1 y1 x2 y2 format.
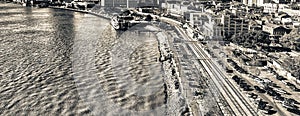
101 0 159 8
280 14 293 25
262 23 291 40
263 23 290 35
256 0 271 7
262 3 289 13
263 3 278 13
102 0 139 8
280 8 300 16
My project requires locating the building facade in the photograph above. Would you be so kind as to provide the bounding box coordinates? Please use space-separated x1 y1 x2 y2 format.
101 0 149 8
221 14 249 37
163 0 189 15
256 0 271 6
263 23 290 36
262 3 290 13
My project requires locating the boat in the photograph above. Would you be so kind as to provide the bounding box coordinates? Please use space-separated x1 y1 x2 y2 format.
70 1 95 10
110 9 159 30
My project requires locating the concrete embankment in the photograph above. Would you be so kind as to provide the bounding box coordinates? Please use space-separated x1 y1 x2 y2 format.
155 27 191 115
49 6 116 20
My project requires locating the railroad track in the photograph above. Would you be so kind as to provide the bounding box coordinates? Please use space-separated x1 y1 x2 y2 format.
174 25 257 116
208 53 258 115
193 44 247 116
195 44 257 116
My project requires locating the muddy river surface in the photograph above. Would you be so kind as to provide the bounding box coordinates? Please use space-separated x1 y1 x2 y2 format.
0 3 167 115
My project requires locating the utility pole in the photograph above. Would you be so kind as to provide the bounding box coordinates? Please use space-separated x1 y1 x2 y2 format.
127 0 128 8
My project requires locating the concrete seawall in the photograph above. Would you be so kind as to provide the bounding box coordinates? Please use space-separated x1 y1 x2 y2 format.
49 6 111 20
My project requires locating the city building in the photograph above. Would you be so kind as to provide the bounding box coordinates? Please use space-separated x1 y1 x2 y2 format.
262 23 291 39
280 8 300 16
243 0 257 6
138 0 160 6
163 0 189 15
101 0 158 8
193 2 205 11
279 14 293 25
262 3 290 14
263 3 279 13
185 11 205 28
202 15 223 39
221 12 250 37
101 0 136 7
239 0 269 6
256 0 271 6
272 0 289 4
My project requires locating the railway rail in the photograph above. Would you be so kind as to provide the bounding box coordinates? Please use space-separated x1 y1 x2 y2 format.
174 25 258 116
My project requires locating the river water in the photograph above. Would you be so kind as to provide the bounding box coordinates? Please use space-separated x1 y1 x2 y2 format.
0 3 167 115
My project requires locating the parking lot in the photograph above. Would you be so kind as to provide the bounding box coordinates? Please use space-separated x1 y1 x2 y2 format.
206 43 300 116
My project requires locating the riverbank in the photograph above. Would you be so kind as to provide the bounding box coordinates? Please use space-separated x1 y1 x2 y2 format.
48 4 189 115
49 5 123 20
0 2 192 114
52 5 194 114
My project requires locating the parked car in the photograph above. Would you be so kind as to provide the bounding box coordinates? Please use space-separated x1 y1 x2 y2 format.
249 74 258 79
241 84 251 91
232 75 243 83
286 82 295 87
266 88 280 96
258 100 268 110
273 88 287 95
247 93 258 99
286 82 298 91
276 75 285 80
273 95 285 102
254 86 266 93
262 105 273 114
263 78 272 83
255 78 264 83
282 99 296 109
289 85 298 91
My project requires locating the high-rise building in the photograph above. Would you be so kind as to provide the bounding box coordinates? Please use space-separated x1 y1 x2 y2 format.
221 14 249 37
